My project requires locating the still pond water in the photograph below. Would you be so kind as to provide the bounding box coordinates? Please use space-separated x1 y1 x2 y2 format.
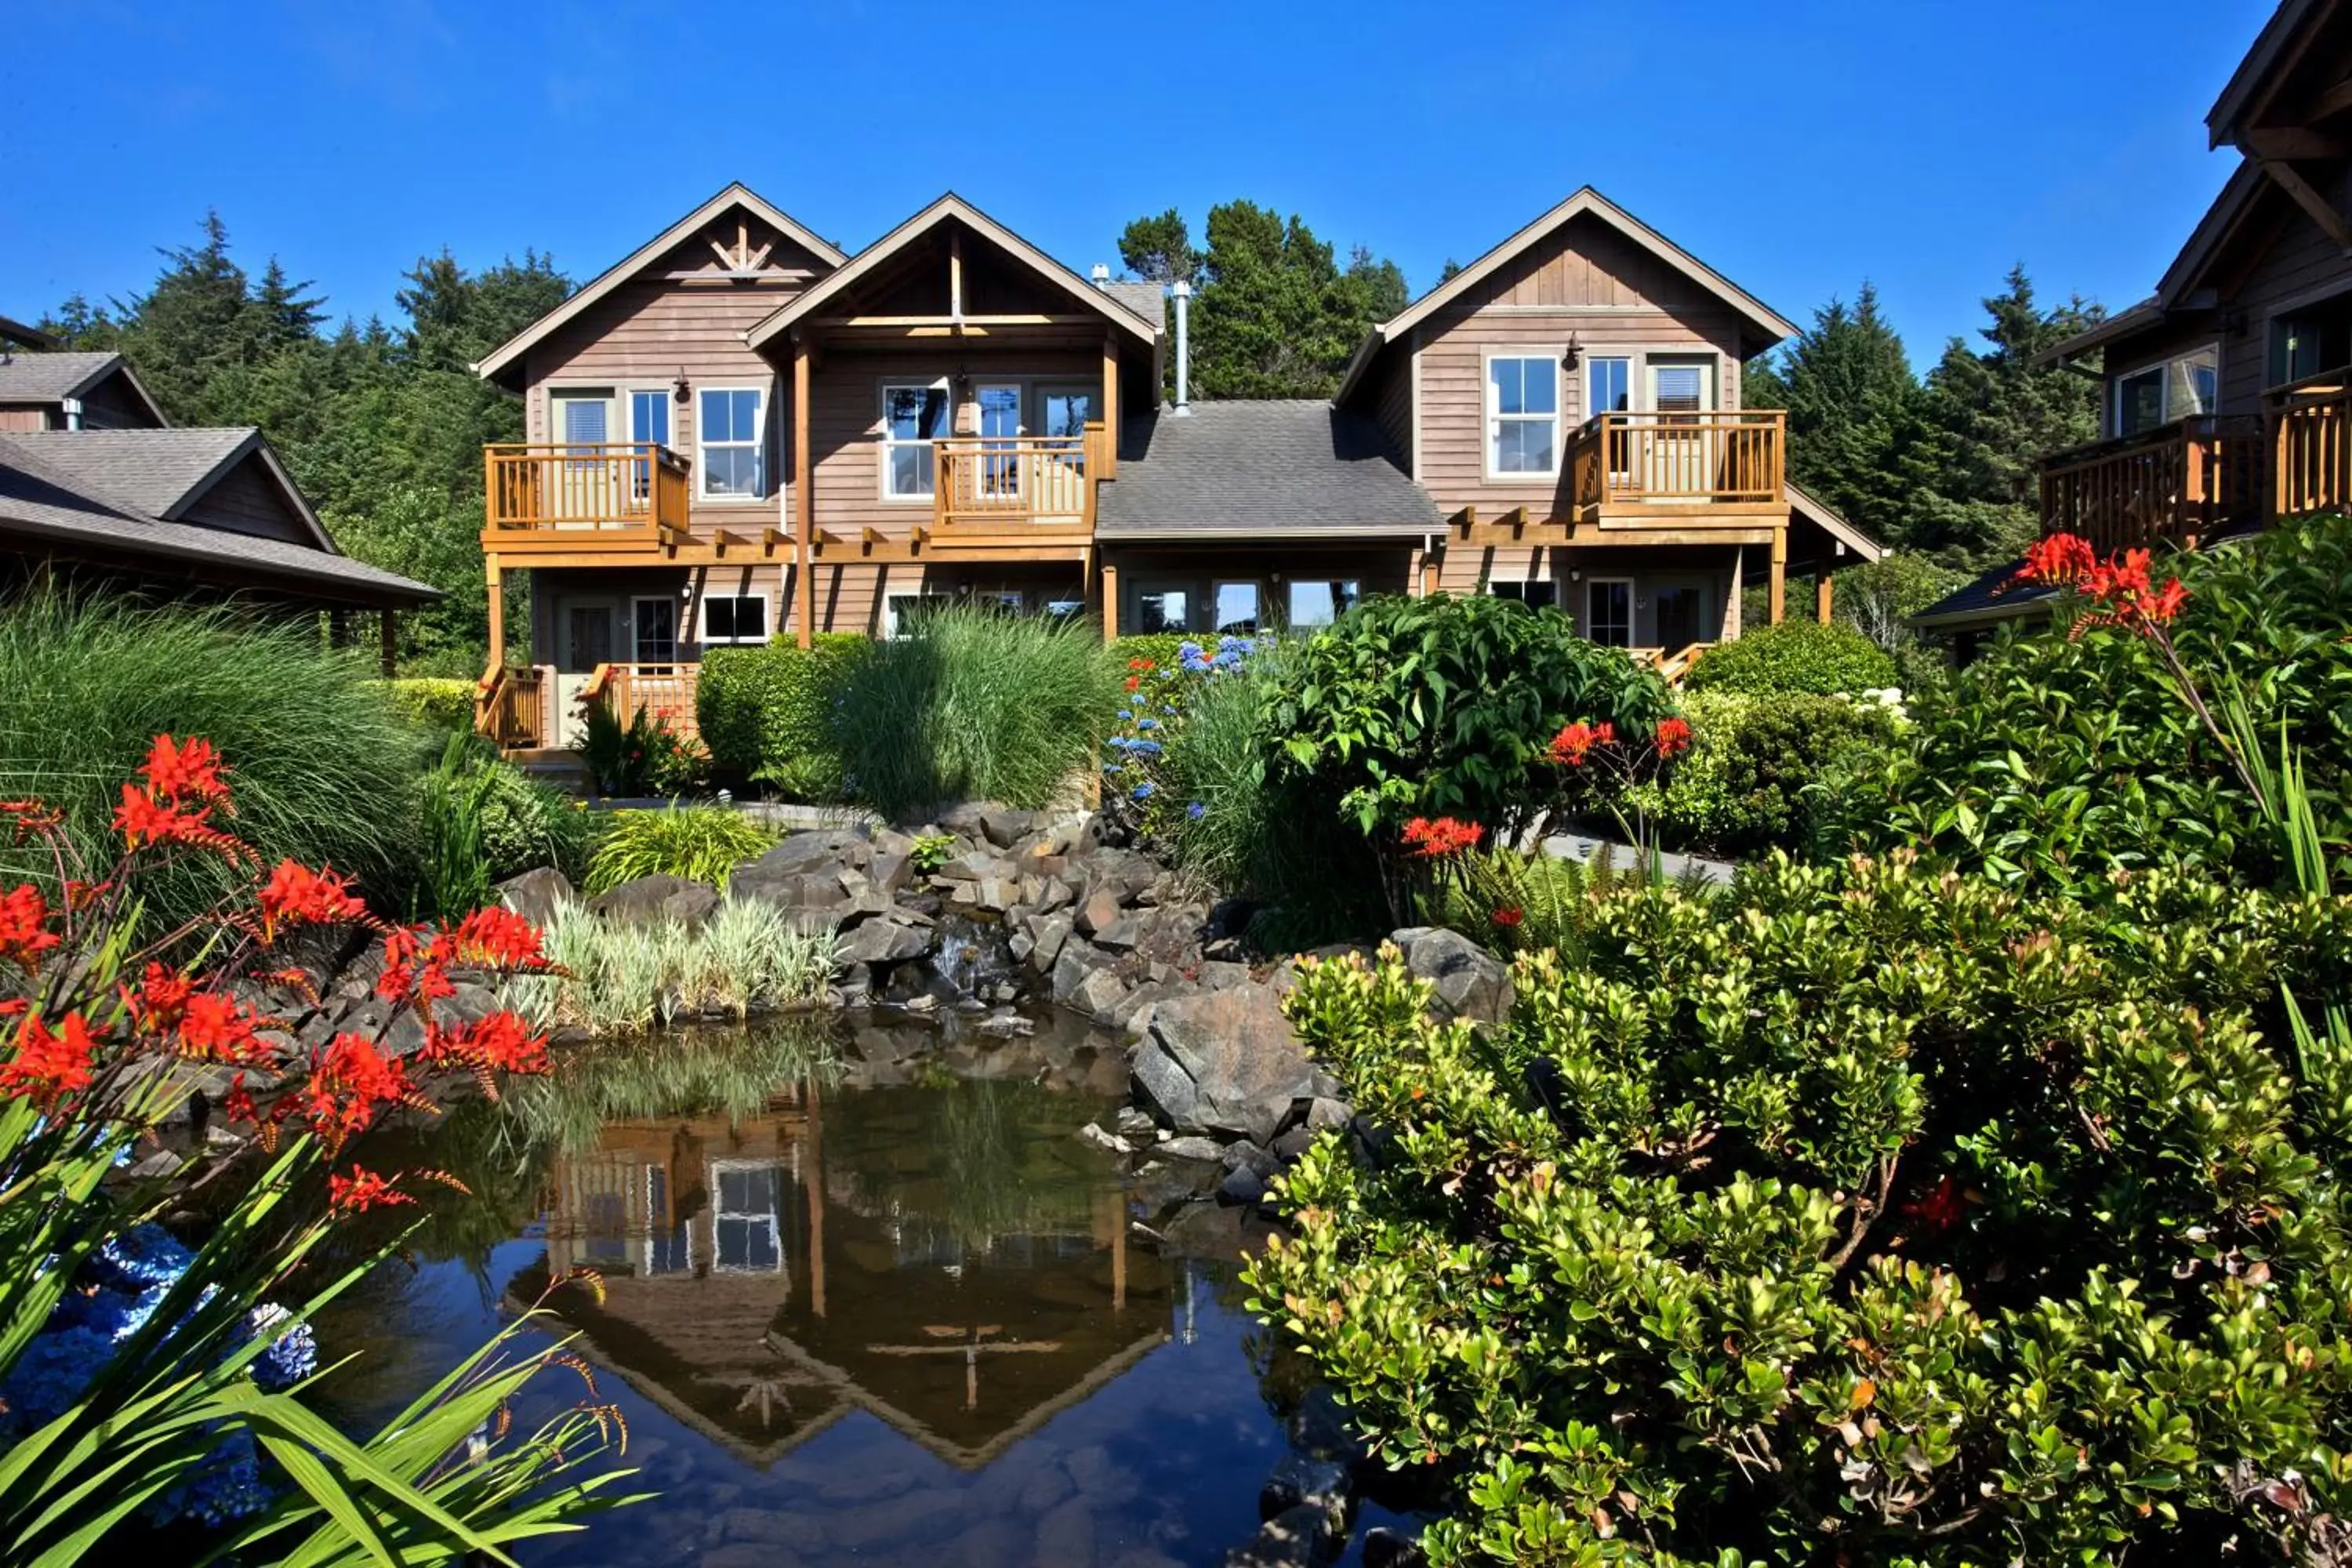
311 1011 1413 1566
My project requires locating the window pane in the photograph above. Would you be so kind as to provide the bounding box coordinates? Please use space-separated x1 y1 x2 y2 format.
1520 360 1556 415
631 390 669 446
1588 358 1630 416
1494 422 1523 473
706 599 735 639
890 444 931 496
1138 590 1188 633
704 448 753 498
1653 365 1705 413
978 387 1020 439
1044 390 1093 438
920 387 952 440
1523 419 1554 473
1286 579 1359 628
736 597 766 639
2116 369 2165 437
886 388 925 440
1214 583 1259 633
561 399 608 444
1490 358 1520 416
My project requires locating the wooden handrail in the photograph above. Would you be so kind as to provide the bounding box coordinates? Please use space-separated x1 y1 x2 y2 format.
2036 415 2261 554
483 442 691 534
1570 411 1784 508
2274 382 2352 521
932 434 1095 533
575 661 702 742
474 662 549 750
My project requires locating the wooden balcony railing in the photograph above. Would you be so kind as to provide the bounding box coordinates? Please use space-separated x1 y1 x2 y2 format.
2035 416 2263 555
475 663 550 750
933 426 1098 533
2270 366 2352 521
1571 411 1784 511
485 443 691 537
580 662 702 742
1632 643 1715 685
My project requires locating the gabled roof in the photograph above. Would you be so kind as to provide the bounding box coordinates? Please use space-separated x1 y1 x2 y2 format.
0 437 437 608
474 183 847 384
744 194 1160 350
0 350 169 425
1788 484 1886 562
0 316 59 351
1098 400 1441 539
0 427 331 549
1337 187 1799 403
2209 0 2334 148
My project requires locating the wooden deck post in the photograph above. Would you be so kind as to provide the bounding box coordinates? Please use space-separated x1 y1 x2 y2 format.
485 555 505 669
1815 570 1834 626
379 608 397 678
1100 338 1120 481
804 1078 826 1319
1768 525 1787 626
793 338 814 650
1101 561 1120 640
1419 552 1440 597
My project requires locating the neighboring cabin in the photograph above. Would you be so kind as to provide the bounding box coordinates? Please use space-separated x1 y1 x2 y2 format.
470 183 1881 750
0 346 437 657
1915 0 2352 657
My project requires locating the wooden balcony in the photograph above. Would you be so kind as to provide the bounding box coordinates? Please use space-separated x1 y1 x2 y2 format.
1570 411 1786 521
2270 367 2352 521
580 662 702 742
2035 416 2263 555
483 442 693 551
931 428 1098 538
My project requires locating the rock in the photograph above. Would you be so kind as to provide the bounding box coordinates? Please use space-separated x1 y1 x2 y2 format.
1131 987 1318 1144
1361 1526 1426 1568
1304 1096 1352 1131
977 804 1036 848
495 866 574 927
1218 1165 1268 1207
1159 1134 1225 1163
868 850 913 895
1223 1140 1279 1177
1077 1122 1132 1155
1225 1502 1330 1567
1261 1454 1350 1530
1389 927 1514 1023
753 830 869 877
1076 887 1123 937
587 873 717 927
974 877 1014 914
1050 943 1106 1006
1091 913 1143 952
1272 1126 1315 1162
1071 967 1131 1019
838 918 932 967
730 864 851 911
1027 915 1073 973
1198 960 1253 992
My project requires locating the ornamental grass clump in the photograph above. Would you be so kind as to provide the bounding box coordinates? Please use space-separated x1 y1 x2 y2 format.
583 803 778 895
507 897 833 1034
0 735 641 1560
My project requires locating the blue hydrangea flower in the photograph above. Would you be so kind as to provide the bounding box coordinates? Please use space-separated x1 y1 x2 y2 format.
1131 782 1156 800
1102 764 1123 775
1136 717 1159 731
3 1326 115 1425
245 1304 318 1392
1187 801 1207 821
1129 741 1163 757
92 1225 193 1292
1116 709 1133 721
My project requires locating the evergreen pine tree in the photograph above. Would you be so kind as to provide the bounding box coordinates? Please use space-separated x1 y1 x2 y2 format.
1745 283 1924 550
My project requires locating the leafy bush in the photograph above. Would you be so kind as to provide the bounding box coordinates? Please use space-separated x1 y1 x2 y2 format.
1685 617 1898 695
583 803 778 895
1107 632 1193 673
0 591 428 928
372 677 474 732
1621 690 1900 858
575 700 706 797
1265 593 1671 844
476 758 597 883
829 604 1119 820
696 633 864 793
506 896 835 1033
415 737 595 916
1871 514 2352 891
1252 855 2352 1565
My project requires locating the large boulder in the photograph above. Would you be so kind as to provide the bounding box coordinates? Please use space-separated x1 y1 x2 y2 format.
1389 927 1513 1024
495 866 574 928
1131 987 1318 1145
589 873 718 927
838 918 933 967
750 830 869 877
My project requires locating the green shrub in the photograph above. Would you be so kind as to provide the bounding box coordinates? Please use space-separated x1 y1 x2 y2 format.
583 803 778 895
372 676 474 731
1266 593 1672 844
697 633 864 792
1621 689 1899 858
1685 618 1898 696
415 732 499 917
575 700 706 797
1108 632 1192 674
476 760 597 883
1871 514 2352 891
829 604 1119 820
1251 856 2352 1565
0 590 427 927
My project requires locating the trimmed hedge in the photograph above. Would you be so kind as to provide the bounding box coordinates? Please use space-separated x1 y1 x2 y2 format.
373 677 474 732
696 635 863 793
1684 618 1896 696
1107 633 1193 673
1629 689 1898 858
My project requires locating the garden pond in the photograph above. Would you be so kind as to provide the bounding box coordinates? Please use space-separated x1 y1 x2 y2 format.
308 1006 1419 1566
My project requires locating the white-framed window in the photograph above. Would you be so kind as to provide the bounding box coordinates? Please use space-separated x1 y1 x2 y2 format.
882 382 953 499
1212 581 1260 634
697 387 768 501
700 593 768 645
2113 345 2219 438
627 388 670 499
1284 579 1360 629
1134 586 1191 633
710 1162 784 1274
1489 579 1558 610
1584 357 1632 422
630 596 678 666
884 592 952 639
1585 578 1633 648
1486 354 1560 478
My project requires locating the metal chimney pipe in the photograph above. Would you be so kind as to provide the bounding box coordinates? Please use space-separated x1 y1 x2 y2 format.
1171 280 1192 416
1089 263 1110 288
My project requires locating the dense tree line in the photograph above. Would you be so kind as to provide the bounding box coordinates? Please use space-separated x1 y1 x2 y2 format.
1745 269 2104 569
39 215 571 673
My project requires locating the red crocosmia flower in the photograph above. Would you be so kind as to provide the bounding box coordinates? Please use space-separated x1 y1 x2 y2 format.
0 800 63 842
328 1167 415 1214
300 1032 421 1152
1401 816 1483 859
0 1012 100 1105
1900 1174 1972 1237
131 962 194 1030
113 786 244 856
1490 907 1524 928
1127 658 1155 672
141 734 230 807
2014 532 2097 587
425 1010 549 1092
1123 676 1143 692
1654 717 1694 760
256 860 367 938
176 991 270 1066
442 906 545 971
0 884 60 972
1547 720 1616 767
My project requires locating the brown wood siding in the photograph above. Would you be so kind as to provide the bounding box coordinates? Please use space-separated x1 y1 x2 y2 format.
0 408 49 432
1432 543 1740 643
2222 170 2352 410
78 370 163 430
177 456 312 543
1370 349 1414 470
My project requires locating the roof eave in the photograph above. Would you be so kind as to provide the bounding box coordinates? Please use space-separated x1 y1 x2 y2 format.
1333 326 1392 405
0 512 441 608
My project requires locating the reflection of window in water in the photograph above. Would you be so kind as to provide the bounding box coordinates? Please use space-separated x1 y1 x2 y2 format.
895 1222 967 1269
984 1233 1035 1269
583 1189 628 1265
713 1163 785 1274
646 1165 691 1276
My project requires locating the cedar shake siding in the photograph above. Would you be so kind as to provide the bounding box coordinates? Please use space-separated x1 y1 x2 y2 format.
177 455 314 544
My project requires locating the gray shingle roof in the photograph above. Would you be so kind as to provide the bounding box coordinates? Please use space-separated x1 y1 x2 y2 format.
0 436 438 606
1098 400 1441 537
0 350 124 405
1907 558 2055 629
1104 281 1165 325
0 427 256 518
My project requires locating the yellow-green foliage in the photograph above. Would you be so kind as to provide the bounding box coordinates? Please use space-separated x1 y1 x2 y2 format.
372 677 475 731
583 804 778 895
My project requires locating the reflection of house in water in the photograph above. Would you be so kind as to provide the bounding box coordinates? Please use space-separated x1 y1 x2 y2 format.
510 1079 1172 1469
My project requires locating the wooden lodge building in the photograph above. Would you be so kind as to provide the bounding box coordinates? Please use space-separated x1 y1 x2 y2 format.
1915 0 2352 654
0 328 438 657
471 184 1882 747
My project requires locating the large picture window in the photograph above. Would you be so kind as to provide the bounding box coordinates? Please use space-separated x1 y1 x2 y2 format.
1486 356 1559 477
2113 347 2218 438
700 593 768 645
697 387 768 500
1585 579 1632 648
1285 579 1359 629
883 383 953 499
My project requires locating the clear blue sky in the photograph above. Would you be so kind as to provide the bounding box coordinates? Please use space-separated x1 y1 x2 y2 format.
2 0 2273 370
